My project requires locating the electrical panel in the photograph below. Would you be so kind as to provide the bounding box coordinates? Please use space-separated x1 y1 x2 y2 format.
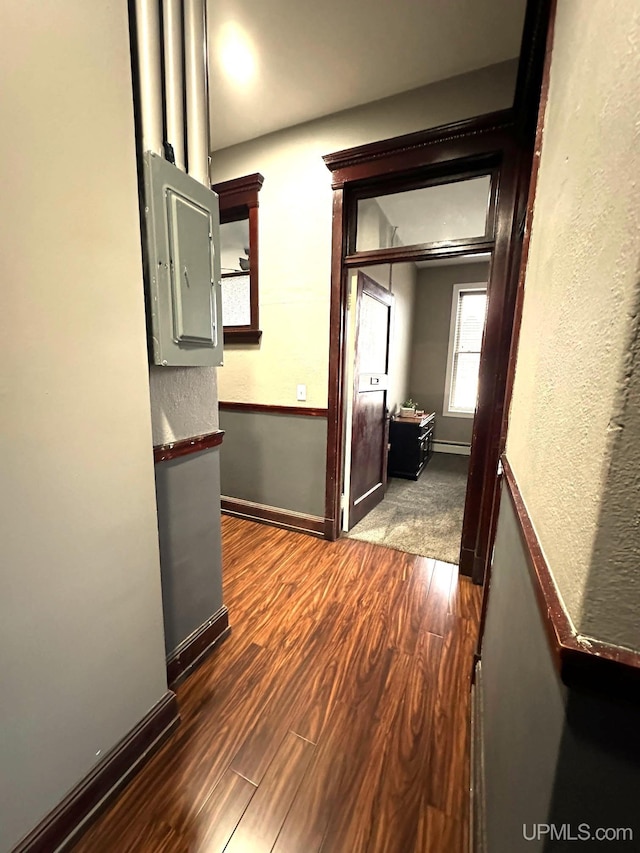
143 151 223 367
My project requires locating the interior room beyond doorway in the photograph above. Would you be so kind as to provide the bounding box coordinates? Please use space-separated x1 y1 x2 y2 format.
344 254 490 565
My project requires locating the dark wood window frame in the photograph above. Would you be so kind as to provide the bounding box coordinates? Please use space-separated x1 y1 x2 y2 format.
211 172 264 344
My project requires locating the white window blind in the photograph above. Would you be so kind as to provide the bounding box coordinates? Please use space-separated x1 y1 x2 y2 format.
445 286 487 416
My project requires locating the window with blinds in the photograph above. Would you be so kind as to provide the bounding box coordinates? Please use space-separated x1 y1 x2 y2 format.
444 285 487 417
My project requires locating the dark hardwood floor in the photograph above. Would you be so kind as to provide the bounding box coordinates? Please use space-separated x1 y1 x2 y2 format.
72 517 481 853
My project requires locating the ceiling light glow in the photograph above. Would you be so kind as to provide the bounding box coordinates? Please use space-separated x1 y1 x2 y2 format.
218 22 257 87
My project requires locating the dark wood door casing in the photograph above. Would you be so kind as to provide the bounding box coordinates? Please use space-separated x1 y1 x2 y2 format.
348 272 393 529
322 119 516 579
323 0 553 587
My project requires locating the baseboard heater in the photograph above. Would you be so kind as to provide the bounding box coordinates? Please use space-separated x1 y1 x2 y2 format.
432 440 471 456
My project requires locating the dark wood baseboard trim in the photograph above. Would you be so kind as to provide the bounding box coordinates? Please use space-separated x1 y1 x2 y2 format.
470 661 487 853
166 606 231 690
219 401 329 418
502 455 640 699
154 430 224 464
13 692 179 853
221 496 326 537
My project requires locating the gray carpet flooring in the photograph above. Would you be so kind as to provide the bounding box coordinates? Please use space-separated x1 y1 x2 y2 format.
345 452 470 564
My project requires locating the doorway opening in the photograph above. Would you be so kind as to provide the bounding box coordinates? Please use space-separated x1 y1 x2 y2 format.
322 114 528 582
342 253 491 566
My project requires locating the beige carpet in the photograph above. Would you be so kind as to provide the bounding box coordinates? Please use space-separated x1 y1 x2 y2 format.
345 452 469 564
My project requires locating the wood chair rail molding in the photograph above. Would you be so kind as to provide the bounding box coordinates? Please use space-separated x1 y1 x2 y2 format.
219 401 329 418
502 456 640 700
153 430 224 464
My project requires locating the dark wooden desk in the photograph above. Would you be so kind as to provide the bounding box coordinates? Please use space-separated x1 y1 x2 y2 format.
388 413 435 480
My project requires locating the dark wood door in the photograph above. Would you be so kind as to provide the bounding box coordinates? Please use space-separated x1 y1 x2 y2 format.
348 272 392 529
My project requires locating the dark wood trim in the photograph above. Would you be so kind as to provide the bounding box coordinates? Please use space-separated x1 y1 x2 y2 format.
463 0 555 585
323 110 513 187
324 187 347 539
166 606 230 690
248 202 260 329
502 456 640 699
502 0 557 450
513 0 556 141
219 401 329 418
153 430 224 464
345 239 495 269
221 497 326 538
13 692 179 853
223 328 263 344
459 146 520 582
211 172 264 211
474 0 558 664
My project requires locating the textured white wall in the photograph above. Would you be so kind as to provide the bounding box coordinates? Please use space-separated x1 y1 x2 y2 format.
506 0 640 649
149 366 219 444
211 60 518 408
0 1 168 848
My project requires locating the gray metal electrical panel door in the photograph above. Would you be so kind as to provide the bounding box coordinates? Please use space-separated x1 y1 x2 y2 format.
143 151 223 367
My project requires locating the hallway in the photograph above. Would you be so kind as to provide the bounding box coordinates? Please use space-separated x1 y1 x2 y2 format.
74 517 481 853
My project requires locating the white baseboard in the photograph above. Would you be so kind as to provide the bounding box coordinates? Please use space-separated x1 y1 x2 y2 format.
433 441 471 456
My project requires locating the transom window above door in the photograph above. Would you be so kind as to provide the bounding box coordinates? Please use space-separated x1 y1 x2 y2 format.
351 171 496 261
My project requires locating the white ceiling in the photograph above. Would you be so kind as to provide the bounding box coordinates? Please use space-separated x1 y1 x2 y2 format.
207 0 527 151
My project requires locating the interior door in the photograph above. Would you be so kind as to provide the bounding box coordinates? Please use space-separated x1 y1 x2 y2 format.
348 272 393 529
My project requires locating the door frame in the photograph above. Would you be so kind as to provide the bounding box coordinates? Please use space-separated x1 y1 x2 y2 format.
321 0 553 584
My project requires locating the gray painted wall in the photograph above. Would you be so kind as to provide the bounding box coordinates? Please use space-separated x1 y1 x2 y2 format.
482 492 566 852
219 411 327 517
409 261 490 444
155 450 224 655
481 489 640 852
0 2 168 849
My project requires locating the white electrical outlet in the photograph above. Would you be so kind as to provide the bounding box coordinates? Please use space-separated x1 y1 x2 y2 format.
296 384 307 402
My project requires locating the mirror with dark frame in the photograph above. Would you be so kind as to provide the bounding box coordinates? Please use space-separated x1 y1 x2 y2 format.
211 172 264 344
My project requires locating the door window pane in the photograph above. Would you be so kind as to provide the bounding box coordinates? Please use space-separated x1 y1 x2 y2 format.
355 175 492 252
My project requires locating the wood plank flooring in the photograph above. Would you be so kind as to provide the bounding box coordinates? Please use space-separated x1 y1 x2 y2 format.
72 517 481 853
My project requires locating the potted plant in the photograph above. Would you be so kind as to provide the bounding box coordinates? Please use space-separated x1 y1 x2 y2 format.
400 398 416 417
